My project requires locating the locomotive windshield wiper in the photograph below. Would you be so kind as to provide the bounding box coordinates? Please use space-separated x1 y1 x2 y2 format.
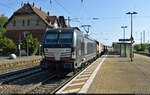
58 32 63 47
57 31 60 45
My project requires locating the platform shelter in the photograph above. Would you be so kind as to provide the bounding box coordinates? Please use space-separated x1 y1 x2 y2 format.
112 41 131 57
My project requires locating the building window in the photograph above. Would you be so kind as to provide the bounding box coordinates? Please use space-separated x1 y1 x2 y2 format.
27 19 30 26
22 20 25 26
24 31 30 38
36 20 39 26
13 20 16 26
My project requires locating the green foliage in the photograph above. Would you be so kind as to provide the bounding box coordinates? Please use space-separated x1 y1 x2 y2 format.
0 14 8 38
134 44 150 53
0 14 16 55
145 49 149 53
21 34 39 56
141 44 147 51
0 14 8 26
133 44 141 51
113 44 120 53
0 37 16 55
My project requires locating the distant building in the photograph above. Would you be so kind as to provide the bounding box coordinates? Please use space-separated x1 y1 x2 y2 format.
4 3 67 43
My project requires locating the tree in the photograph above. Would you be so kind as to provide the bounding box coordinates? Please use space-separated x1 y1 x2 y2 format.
0 14 8 38
141 44 147 51
0 14 16 55
134 44 149 53
21 34 39 56
133 44 141 51
0 37 16 55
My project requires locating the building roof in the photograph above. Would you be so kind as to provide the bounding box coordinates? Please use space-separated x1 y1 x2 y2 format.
4 3 59 28
46 16 57 24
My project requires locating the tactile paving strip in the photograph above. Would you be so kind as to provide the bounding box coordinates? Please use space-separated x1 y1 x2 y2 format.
56 55 107 94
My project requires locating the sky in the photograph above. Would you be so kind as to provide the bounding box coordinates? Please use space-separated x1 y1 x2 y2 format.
1 0 150 46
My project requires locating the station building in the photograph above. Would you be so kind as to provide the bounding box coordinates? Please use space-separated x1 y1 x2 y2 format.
4 3 67 43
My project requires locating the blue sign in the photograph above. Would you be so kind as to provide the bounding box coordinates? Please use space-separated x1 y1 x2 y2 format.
119 39 130 41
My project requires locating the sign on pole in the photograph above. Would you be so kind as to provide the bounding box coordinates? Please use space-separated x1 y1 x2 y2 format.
119 39 130 41
130 36 134 41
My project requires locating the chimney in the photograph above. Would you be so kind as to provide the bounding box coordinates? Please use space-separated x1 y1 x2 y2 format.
33 2 35 7
40 7 42 11
47 11 50 16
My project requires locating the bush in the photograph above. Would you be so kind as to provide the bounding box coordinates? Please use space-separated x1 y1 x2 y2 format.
141 44 147 51
21 34 39 56
0 14 16 56
133 44 141 51
0 37 16 55
134 44 150 53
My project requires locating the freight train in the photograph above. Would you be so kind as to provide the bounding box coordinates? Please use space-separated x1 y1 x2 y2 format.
40 27 106 73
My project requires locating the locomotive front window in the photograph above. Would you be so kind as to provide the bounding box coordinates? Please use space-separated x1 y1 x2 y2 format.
45 33 58 44
44 32 73 45
59 33 73 44
60 33 72 39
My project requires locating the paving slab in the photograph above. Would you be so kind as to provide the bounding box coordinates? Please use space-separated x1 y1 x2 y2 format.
87 54 150 94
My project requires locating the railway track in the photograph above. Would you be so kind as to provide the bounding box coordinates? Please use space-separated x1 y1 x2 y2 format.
0 57 99 94
22 64 89 94
0 66 42 85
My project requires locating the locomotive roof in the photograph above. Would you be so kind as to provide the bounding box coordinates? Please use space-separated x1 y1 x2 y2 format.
46 27 80 33
84 34 97 42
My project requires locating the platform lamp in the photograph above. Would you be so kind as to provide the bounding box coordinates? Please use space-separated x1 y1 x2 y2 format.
126 12 138 61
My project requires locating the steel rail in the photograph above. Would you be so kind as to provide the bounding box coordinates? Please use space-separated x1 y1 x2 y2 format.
0 67 42 85
22 57 96 94
0 66 40 79
22 72 57 94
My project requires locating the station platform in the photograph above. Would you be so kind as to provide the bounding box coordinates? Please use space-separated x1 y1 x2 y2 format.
0 56 42 65
88 54 150 94
0 56 42 73
57 53 150 94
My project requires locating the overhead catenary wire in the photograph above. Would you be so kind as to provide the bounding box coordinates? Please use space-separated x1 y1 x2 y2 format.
54 0 73 17
79 1 102 36
2 0 143 43
49 0 55 15
53 1 86 33
50 0 52 4
2 1 150 20
53 0 87 33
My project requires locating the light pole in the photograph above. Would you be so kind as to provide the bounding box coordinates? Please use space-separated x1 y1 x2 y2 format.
121 26 127 57
24 31 30 56
126 11 137 61
27 40 32 56
121 26 127 40
26 40 30 56
39 44 42 56
19 34 21 57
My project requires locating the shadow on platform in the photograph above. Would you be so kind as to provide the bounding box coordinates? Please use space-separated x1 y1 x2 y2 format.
118 60 131 63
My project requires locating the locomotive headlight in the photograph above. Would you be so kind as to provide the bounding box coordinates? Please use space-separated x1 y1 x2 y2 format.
72 52 76 59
